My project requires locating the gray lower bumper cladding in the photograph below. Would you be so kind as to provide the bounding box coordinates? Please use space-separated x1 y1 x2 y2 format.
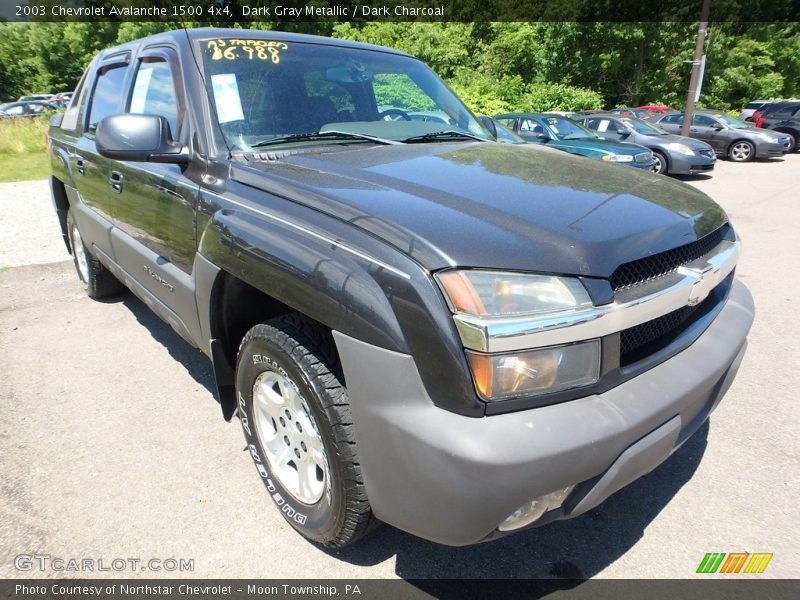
333 280 754 546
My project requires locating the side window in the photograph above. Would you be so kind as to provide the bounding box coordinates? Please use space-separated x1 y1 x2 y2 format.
496 118 515 128
519 119 544 133
586 118 612 132
129 59 180 139
774 104 800 118
5 105 24 115
693 114 716 127
662 114 681 124
61 66 90 131
87 65 128 133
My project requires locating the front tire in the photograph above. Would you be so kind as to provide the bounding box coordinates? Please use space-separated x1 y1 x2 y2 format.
651 150 668 174
783 132 797 153
66 208 124 299
235 315 376 547
728 140 755 162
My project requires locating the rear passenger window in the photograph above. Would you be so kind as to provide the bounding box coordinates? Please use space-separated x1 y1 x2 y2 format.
129 59 180 138
87 64 128 132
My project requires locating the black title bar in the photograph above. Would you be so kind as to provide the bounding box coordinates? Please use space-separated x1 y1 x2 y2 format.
1 0 800 23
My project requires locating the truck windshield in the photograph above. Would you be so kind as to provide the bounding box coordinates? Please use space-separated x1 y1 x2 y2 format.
198 37 489 150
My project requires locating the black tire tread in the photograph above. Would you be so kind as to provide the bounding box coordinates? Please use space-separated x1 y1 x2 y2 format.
237 313 377 547
67 209 125 299
652 150 668 175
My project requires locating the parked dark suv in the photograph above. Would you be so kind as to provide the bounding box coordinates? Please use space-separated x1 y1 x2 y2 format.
754 101 800 152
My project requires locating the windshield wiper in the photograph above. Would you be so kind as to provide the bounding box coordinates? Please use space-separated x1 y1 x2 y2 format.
401 130 486 143
251 130 398 149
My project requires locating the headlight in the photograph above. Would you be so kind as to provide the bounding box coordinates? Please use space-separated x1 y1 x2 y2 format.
601 154 634 162
435 270 592 317
436 270 600 400
466 341 601 400
665 142 695 156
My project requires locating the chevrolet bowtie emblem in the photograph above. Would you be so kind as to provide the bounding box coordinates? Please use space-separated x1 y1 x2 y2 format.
678 263 719 306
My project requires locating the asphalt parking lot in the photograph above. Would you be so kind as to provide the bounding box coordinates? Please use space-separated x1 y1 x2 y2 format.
1 155 798 580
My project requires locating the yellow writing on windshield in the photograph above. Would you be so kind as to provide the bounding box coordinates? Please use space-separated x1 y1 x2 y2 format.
207 40 288 64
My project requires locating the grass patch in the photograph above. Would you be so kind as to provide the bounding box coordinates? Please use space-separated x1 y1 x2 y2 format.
0 152 49 183
0 116 51 182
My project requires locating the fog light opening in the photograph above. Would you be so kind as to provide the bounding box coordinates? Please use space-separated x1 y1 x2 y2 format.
498 486 574 532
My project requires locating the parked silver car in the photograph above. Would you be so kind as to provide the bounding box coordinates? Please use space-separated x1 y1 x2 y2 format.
656 111 790 162
577 113 716 175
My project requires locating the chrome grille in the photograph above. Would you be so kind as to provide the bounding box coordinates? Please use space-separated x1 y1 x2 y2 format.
619 273 732 365
610 224 731 292
620 304 700 361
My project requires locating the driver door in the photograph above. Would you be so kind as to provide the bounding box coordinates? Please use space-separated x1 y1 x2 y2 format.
517 118 550 144
690 114 726 152
109 47 201 328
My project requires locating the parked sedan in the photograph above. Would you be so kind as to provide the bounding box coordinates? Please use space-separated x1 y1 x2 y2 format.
495 112 655 169
18 93 54 102
608 107 651 119
656 111 789 162
637 104 674 115
576 113 715 175
0 100 56 118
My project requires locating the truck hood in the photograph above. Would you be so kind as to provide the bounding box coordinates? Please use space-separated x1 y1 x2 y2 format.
232 142 728 277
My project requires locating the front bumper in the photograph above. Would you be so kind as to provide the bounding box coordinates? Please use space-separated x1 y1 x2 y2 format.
333 280 754 546
669 151 716 175
755 140 788 158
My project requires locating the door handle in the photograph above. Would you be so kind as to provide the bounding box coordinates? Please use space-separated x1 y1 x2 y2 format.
75 156 86 175
690 127 699 133
109 170 123 193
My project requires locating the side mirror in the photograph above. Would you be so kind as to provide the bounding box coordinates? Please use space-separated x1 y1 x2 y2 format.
477 115 497 140
49 113 63 128
96 114 189 164
712 124 724 131
535 131 550 140
616 128 630 137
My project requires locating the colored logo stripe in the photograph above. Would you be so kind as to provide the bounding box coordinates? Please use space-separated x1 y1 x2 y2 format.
744 553 773 574
697 552 773 574
697 553 726 573
719 552 748 573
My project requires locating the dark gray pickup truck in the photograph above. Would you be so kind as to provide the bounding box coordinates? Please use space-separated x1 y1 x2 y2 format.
48 28 754 547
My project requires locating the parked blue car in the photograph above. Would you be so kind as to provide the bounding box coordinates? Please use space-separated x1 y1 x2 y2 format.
495 112 655 170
